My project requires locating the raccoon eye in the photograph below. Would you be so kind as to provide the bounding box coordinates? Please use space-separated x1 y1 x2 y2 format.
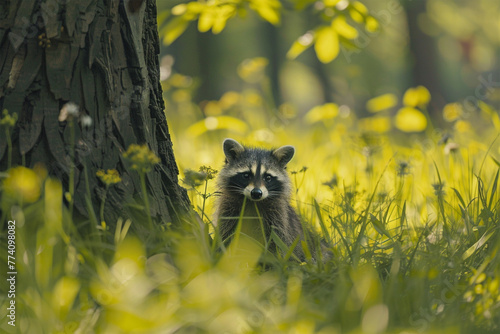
242 172 250 179
264 174 272 183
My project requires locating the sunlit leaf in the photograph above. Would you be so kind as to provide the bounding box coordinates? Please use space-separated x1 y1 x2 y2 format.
324 0 341 7
212 5 237 34
394 107 427 132
171 4 187 16
52 276 80 317
198 8 215 32
217 236 262 276
352 1 368 14
462 228 495 260
402 86 431 108
305 103 339 123
287 32 314 60
250 0 281 25
332 16 358 39
350 0 369 24
358 116 392 133
106 308 156 331
479 101 500 130
314 26 339 63
187 116 248 136
163 16 190 45
114 237 145 269
365 16 379 32
366 93 398 113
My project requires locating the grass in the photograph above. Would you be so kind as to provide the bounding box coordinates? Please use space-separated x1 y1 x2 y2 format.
2 72 500 333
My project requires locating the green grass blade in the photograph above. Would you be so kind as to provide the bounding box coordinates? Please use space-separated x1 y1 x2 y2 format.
462 228 495 261
271 231 300 262
329 215 353 261
398 201 407 243
452 188 466 209
369 213 392 240
488 168 499 211
314 199 332 244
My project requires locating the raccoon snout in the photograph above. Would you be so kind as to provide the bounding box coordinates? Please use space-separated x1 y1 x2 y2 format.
250 188 263 200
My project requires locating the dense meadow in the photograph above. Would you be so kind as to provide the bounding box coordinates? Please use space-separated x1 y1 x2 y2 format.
1 57 500 333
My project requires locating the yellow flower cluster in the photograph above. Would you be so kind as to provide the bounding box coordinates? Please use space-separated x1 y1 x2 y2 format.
122 144 161 173
199 165 218 180
96 169 122 186
0 109 18 127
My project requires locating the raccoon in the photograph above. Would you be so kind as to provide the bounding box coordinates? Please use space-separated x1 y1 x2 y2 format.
214 138 325 261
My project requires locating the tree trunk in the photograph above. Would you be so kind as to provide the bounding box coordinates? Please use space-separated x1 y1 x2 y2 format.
405 0 445 113
0 0 191 225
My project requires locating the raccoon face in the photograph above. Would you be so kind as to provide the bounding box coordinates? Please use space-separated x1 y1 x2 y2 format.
219 138 295 202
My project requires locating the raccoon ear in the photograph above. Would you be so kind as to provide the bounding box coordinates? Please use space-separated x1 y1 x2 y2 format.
223 138 245 162
273 145 295 166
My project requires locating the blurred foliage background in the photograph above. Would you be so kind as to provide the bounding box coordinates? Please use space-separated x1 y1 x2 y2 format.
157 0 500 215
2 0 500 333
159 0 499 115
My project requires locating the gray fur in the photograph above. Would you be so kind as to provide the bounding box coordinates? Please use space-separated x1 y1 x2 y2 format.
214 139 324 262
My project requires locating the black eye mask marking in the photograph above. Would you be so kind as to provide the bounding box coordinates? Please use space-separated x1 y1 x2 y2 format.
263 173 283 193
228 172 253 190
263 173 274 183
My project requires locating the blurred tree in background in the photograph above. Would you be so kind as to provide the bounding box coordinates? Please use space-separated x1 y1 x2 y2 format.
159 0 499 121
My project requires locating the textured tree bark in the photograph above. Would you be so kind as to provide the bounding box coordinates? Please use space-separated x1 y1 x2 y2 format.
0 0 191 225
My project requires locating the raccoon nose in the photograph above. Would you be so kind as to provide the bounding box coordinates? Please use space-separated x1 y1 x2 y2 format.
251 188 263 200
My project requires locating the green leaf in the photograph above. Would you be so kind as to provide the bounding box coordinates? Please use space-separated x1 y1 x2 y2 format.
462 228 495 260
369 213 392 239
283 236 301 261
271 231 300 261
313 199 331 244
163 16 190 45
491 155 500 168
488 168 499 210
452 187 466 209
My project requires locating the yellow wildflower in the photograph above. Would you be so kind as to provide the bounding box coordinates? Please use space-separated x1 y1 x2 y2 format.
403 86 431 108
0 109 18 127
366 94 398 113
122 144 160 173
394 107 427 132
443 103 462 122
3 166 42 203
96 169 122 186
